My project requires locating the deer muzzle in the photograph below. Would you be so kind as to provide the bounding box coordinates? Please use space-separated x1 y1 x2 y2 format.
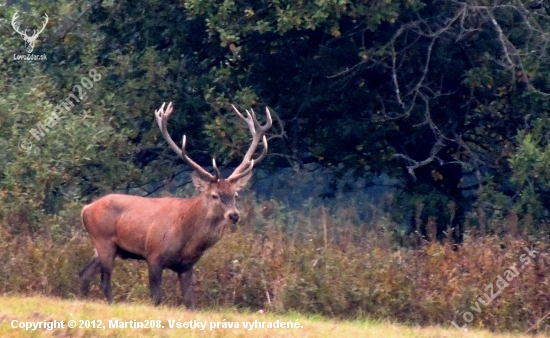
228 211 240 224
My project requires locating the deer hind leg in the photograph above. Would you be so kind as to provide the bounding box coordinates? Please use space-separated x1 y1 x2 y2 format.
95 242 116 303
178 267 195 311
79 251 101 297
147 262 163 306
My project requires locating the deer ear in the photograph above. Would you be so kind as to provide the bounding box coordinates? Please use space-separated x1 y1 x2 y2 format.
191 172 210 192
232 171 252 191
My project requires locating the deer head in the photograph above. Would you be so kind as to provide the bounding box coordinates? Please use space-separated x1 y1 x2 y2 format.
154 102 272 224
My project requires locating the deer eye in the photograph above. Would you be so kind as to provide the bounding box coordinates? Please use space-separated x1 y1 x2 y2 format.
211 193 219 200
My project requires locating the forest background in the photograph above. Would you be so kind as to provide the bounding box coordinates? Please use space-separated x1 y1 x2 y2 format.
3 0 550 333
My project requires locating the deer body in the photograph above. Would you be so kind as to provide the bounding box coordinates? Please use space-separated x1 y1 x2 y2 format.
82 194 226 265
79 102 271 309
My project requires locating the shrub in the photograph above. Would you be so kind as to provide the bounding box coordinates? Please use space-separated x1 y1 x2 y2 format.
1 199 550 333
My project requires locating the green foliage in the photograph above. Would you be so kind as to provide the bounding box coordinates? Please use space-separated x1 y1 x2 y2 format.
0 2 144 236
4 0 550 237
184 0 409 45
508 119 550 219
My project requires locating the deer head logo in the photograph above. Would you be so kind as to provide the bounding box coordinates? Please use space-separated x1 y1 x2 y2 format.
11 12 48 54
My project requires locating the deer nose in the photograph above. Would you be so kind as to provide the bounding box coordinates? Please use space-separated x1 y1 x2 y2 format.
228 212 240 224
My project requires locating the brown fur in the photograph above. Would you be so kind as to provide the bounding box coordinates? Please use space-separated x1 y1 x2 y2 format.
79 173 251 309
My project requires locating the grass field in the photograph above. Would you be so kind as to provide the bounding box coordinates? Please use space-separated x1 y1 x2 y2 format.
0 296 547 337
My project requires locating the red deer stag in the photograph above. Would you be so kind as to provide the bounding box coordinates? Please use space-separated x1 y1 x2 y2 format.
79 102 272 309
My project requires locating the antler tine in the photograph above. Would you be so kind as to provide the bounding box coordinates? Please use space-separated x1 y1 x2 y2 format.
227 105 272 182
254 135 268 163
154 102 215 182
248 107 273 133
212 158 221 181
231 104 248 120
228 160 255 182
263 107 273 131
35 14 48 36
11 12 24 36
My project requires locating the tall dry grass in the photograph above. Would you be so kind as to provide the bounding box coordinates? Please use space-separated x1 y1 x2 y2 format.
1 197 550 333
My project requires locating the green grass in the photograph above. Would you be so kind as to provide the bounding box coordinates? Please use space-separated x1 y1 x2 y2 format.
0 296 546 337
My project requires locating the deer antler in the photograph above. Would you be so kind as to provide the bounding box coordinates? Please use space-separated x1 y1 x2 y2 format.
11 12 25 37
227 105 272 182
31 14 48 38
154 102 216 182
154 102 272 183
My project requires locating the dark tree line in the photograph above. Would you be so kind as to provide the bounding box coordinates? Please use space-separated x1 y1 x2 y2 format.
2 0 550 238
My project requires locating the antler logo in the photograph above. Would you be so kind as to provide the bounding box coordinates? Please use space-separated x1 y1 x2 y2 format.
11 11 48 54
